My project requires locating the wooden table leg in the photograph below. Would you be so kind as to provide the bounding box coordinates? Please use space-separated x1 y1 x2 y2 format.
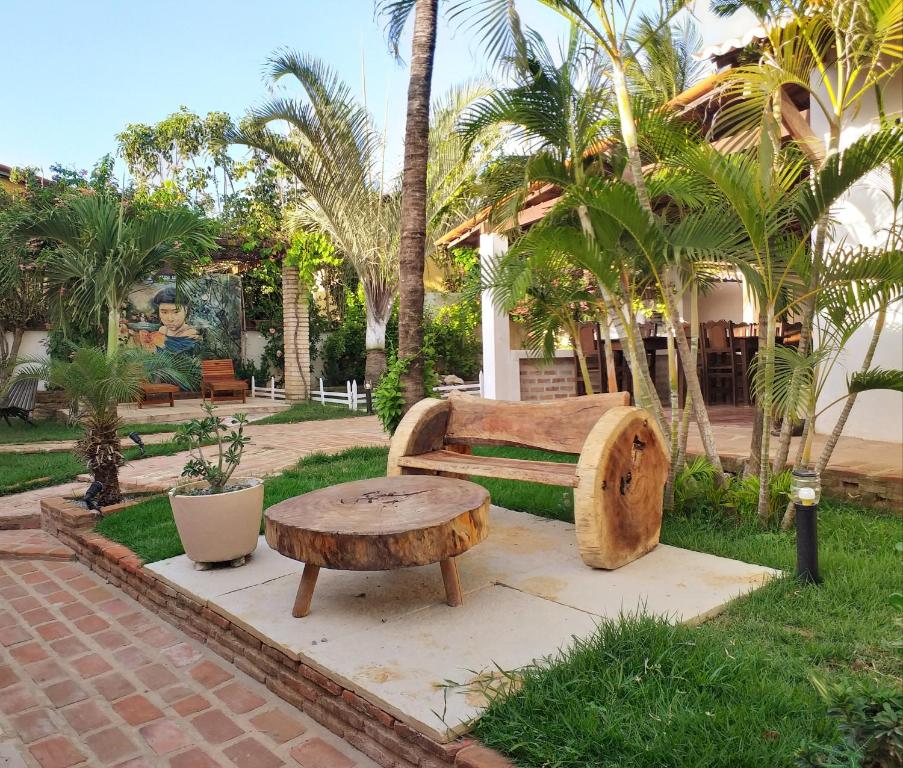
440 558 463 607
292 564 320 618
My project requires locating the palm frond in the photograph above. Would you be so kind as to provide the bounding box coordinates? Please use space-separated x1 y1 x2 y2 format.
848 367 903 394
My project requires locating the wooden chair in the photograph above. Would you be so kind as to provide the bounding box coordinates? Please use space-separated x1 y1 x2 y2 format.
201 360 247 404
781 322 802 347
0 380 38 426
729 322 754 404
574 323 602 395
700 321 738 406
387 393 669 570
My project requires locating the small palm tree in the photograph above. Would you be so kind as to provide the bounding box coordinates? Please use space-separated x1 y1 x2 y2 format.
28 194 216 357
12 347 198 506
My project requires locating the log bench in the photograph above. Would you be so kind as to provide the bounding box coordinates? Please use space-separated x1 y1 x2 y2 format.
387 393 669 569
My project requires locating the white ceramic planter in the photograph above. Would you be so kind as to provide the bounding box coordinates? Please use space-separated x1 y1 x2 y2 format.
168 479 264 566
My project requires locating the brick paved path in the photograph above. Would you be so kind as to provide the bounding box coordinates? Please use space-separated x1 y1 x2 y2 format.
0 419 388 532
0 557 377 767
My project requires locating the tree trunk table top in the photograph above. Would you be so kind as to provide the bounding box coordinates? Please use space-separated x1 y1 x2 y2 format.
264 476 490 571
264 476 491 617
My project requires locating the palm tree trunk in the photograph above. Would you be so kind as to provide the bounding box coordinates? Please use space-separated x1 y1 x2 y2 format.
397 0 438 414
572 328 594 395
106 306 120 357
364 293 392 383
747 309 767 477
599 318 618 394
817 309 886 476
664 329 679 511
0 326 25 385
757 310 777 522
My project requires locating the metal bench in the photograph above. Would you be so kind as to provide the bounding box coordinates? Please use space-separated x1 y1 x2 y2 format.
0 379 39 427
387 393 669 569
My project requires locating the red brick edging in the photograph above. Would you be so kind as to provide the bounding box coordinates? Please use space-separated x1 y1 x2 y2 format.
40 495 514 768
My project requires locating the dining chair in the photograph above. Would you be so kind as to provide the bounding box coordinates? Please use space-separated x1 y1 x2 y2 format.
701 320 738 406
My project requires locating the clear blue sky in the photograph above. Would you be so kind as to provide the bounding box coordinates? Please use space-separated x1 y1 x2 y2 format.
2 2 744 179
1 0 571 179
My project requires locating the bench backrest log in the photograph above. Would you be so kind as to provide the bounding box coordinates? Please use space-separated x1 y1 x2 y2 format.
201 359 237 382
445 392 630 454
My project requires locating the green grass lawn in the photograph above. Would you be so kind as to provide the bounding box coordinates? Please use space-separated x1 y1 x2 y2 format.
252 400 368 425
0 419 180 445
0 440 195 495
94 445 901 766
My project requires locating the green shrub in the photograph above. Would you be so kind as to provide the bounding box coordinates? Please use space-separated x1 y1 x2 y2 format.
425 298 481 379
671 457 791 524
796 677 903 768
373 353 439 435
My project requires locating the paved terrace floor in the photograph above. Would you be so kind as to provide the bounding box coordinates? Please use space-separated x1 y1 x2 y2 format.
0 557 377 768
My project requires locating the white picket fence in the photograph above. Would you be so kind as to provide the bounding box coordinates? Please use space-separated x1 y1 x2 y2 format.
250 376 287 401
251 371 483 410
313 378 368 411
434 371 483 399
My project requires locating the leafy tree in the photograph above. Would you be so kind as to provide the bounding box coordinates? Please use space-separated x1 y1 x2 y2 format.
26 194 217 356
0 190 45 384
117 107 235 212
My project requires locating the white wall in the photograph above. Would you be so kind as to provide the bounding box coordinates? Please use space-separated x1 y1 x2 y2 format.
4 330 50 390
697 281 745 323
243 330 267 368
810 68 903 443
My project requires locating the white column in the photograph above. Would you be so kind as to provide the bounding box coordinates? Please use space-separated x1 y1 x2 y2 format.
480 233 520 400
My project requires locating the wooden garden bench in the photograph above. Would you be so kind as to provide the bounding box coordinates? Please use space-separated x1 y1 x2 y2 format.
387 393 669 569
0 379 38 427
201 360 247 404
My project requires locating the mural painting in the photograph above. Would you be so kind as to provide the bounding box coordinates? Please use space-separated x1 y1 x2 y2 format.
123 275 243 381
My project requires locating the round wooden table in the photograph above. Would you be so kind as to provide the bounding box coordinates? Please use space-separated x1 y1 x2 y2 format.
264 476 490 618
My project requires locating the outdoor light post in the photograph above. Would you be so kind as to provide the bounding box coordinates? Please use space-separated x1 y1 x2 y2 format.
791 469 822 584
364 380 373 414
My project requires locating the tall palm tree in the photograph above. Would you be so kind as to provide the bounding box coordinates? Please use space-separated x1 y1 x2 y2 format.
233 52 498 382
380 0 439 409
12 347 198 506
232 53 399 381
28 194 216 357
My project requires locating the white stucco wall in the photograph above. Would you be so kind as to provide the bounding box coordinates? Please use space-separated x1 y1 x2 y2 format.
3 330 50 390
810 67 903 443
243 330 267 368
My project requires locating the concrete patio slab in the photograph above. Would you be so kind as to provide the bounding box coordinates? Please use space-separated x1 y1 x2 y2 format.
147 505 780 743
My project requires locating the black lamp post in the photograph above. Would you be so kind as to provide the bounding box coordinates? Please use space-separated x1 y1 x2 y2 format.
364 380 373 415
127 431 147 457
791 468 821 584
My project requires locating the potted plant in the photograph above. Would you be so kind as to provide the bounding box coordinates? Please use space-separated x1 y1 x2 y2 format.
169 404 263 569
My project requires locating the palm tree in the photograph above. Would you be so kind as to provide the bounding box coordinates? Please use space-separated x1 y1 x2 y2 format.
231 52 398 381
627 16 706 103
711 0 903 474
681 126 903 520
380 0 439 410
11 347 198 506
232 52 498 382
27 194 216 357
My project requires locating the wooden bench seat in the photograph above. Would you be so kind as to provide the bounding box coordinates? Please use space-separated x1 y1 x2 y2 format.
201 359 247 404
388 393 669 570
396 450 578 487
